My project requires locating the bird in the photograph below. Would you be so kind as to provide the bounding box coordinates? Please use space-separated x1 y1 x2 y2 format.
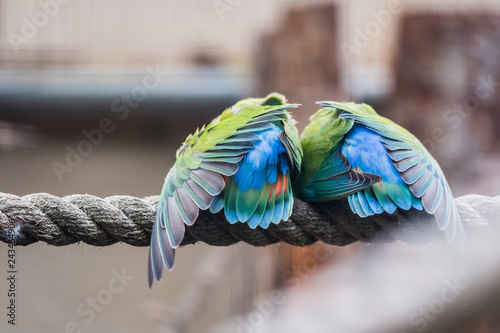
148 92 302 287
297 101 467 252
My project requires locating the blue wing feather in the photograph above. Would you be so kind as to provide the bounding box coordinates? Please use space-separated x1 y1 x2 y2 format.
224 124 295 229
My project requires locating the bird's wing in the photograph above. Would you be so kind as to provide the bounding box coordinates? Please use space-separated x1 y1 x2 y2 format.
320 101 468 252
148 104 299 286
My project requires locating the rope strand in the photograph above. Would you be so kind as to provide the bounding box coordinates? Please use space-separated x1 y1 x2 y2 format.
0 193 497 247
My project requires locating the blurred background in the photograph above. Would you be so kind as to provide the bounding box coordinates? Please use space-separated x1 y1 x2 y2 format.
1 0 500 332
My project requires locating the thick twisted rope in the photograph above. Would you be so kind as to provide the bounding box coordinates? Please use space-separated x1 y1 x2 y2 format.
0 192 497 247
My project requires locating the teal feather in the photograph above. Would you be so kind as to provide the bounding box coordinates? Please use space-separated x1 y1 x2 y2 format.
272 176 285 223
248 184 270 228
262 185 276 226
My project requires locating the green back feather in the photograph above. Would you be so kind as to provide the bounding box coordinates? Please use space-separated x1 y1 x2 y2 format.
298 107 352 190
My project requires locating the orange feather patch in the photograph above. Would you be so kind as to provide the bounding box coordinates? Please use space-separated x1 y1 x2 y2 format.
275 173 284 196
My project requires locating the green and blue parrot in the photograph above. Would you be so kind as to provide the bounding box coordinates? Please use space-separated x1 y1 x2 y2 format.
297 101 467 251
148 93 302 287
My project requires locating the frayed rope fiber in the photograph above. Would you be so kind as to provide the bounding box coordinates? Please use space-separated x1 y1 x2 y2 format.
0 193 497 247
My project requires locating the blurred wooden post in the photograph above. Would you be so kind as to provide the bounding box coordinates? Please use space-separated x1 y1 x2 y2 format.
255 4 342 132
386 14 500 177
255 3 343 276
